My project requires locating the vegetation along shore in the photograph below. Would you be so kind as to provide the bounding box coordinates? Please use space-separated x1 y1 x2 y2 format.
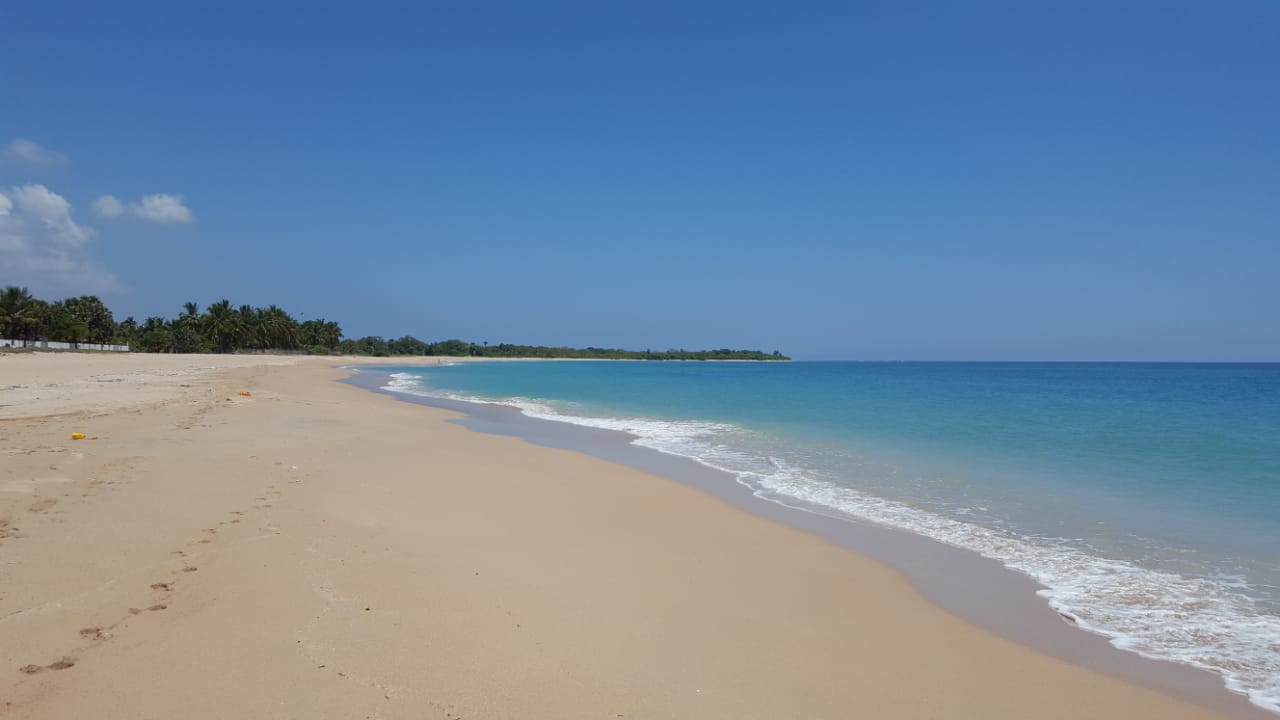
0 286 788 360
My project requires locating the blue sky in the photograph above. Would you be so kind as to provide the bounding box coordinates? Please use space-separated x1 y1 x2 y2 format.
2 1 1277 360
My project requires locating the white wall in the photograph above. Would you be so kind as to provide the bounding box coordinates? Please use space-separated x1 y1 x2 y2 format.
0 339 131 352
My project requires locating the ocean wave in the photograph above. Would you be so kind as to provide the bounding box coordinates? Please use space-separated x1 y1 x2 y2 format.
383 371 1280 713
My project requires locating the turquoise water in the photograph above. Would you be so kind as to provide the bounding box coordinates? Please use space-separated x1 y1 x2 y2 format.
378 361 1280 711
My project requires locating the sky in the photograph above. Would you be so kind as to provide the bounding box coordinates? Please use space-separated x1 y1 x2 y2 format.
1 1 1277 360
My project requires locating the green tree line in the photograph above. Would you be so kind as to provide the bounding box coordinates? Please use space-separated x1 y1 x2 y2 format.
337 336 787 360
0 287 342 353
1 286 788 360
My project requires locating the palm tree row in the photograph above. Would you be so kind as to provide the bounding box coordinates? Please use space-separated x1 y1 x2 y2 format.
3 285 787 359
0 286 116 344
1 286 344 354
132 299 343 353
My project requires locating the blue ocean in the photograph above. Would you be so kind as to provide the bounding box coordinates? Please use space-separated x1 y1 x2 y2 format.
378 361 1280 711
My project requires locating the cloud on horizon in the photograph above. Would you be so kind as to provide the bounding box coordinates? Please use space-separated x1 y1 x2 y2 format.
93 193 193 223
0 184 123 295
4 139 68 167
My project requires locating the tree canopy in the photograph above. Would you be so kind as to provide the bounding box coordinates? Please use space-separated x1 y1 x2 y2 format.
1 288 341 354
1 286 789 360
1 287 118 345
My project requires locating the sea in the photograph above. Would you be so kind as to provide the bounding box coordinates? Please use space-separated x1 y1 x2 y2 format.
372 360 1280 712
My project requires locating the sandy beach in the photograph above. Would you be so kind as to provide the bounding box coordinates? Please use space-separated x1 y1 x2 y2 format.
0 352 1260 719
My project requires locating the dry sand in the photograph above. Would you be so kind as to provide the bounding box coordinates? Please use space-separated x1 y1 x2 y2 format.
0 352 1253 718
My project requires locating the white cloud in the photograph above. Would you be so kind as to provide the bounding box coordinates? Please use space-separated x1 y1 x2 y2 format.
0 193 17 253
4 139 68 167
7 184 94 246
92 194 125 217
0 184 121 295
132 193 192 223
93 192 193 223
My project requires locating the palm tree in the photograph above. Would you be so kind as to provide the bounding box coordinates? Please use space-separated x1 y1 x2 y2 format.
299 318 342 350
141 316 169 334
258 305 299 349
115 316 139 344
204 299 245 353
0 286 39 340
237 304 263 349
175 301 203 337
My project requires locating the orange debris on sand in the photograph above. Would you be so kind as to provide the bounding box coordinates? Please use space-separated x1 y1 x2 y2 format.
238 391 252 397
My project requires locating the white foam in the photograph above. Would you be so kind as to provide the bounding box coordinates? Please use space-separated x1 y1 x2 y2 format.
382 371 1280 713
386 372 422 389
747 463 1280 712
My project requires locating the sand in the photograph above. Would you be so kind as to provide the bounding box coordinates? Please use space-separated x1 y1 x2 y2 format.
0 352 1255 719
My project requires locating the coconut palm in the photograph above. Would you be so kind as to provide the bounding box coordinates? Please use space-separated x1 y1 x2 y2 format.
258 305 300 349
236 304 262 349
0 286 40 339
178 302 200 327
204 299 245 352
169 300 203 346
300 318 342 349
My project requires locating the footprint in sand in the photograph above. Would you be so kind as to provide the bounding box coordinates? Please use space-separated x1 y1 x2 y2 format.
150 582 172 591
181 566 197 573
78 627 107 641
20 656 77 674
28 498 58 513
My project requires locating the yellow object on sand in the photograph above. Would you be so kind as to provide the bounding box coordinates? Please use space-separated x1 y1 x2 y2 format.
71 432 85 440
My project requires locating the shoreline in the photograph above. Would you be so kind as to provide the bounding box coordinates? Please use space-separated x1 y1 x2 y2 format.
0 352 1267 719
347 362 1275 719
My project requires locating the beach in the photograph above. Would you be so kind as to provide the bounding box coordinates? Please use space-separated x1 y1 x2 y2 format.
0 353 1265 719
